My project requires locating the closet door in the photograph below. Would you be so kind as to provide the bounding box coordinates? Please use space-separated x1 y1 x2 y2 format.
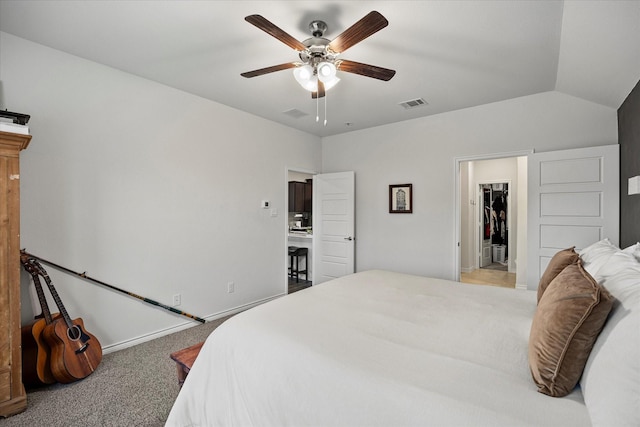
479 186 492 268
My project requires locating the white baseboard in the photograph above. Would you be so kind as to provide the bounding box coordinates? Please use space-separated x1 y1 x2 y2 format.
101 293 284 354
460 266 474 273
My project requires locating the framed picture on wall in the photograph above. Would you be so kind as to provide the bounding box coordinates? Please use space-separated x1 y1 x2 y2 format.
389 184 413 213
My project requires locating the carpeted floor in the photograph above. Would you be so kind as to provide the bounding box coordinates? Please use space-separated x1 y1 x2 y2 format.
1 315 233 427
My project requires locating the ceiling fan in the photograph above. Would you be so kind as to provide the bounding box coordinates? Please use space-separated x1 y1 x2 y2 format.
241 11 396 99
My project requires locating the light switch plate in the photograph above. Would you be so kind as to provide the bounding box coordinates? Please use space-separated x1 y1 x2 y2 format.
629 176 640 195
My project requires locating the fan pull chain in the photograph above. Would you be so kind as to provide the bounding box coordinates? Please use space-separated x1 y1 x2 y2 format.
324 91 328 126
316 92 320 123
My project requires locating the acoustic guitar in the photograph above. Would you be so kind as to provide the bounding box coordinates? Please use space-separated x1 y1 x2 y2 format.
30 258 103 383
20 254 59 386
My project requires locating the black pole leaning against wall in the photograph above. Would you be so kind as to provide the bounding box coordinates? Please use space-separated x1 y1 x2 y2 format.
21 250 206 324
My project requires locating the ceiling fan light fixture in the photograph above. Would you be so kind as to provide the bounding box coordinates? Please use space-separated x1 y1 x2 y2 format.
293 64 318 92
317 61 340 91
303 76 318 92
317 61 337 82
322 75 340 91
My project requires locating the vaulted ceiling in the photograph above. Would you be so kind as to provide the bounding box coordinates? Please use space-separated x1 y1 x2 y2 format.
1 1 638 137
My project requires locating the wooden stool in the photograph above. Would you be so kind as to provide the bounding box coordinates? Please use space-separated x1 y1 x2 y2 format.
170 342 204 387
288 246 308 283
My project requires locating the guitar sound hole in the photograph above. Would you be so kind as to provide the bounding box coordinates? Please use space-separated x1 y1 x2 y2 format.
67 325 81 341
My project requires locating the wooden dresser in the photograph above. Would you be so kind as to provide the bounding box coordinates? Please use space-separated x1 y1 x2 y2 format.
0 130 31 417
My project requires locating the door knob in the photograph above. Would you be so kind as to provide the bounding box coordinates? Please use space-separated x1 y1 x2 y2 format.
344 236 354 241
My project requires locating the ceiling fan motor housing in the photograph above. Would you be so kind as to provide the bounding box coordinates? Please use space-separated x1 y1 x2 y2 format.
298 20 341 71
309 20 328 38
299 37 337 67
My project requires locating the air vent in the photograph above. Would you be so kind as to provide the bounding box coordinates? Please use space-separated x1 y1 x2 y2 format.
398 98 428 110
282 108 308 119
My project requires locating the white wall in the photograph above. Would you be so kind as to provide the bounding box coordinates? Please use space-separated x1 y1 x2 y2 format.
1 32 321 350
322 91 618 280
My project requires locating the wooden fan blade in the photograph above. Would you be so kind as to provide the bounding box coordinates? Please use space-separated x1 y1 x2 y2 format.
241 62 297 78
328 11 388 53
312 81 326 99
338 60 396 81
245 15 307 51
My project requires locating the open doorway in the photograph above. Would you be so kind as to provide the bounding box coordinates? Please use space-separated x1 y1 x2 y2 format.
457 155 528 289
286 169 314 294
479 182 509 271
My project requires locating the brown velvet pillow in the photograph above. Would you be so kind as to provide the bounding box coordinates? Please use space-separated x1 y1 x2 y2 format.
529 261 613 397
537 247 579 303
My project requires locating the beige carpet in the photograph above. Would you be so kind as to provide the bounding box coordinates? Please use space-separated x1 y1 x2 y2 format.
2 315 233 427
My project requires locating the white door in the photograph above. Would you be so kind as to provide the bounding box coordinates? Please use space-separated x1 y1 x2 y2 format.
312 171 355 284
479 186 492 268
527 145 619 289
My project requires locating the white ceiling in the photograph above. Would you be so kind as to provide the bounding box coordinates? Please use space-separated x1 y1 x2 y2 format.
1 1 638 137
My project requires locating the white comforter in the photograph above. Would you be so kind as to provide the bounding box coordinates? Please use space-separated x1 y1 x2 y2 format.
166 270 590 426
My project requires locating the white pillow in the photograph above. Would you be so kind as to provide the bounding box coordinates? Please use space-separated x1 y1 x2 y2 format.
578 238 621 279
622 242 640 262
594 251 640 283
580 265 640 426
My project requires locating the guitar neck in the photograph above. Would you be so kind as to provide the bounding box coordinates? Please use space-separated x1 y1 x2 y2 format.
32 274 54 323
21 257 54 323
33 260 75 331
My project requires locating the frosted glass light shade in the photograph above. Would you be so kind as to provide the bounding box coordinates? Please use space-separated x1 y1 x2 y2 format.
293 63 339 92
322 76 340 90
317 62 336 82
293 65 318 92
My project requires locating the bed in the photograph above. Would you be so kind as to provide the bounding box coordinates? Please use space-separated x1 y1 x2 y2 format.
166 239 639 426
